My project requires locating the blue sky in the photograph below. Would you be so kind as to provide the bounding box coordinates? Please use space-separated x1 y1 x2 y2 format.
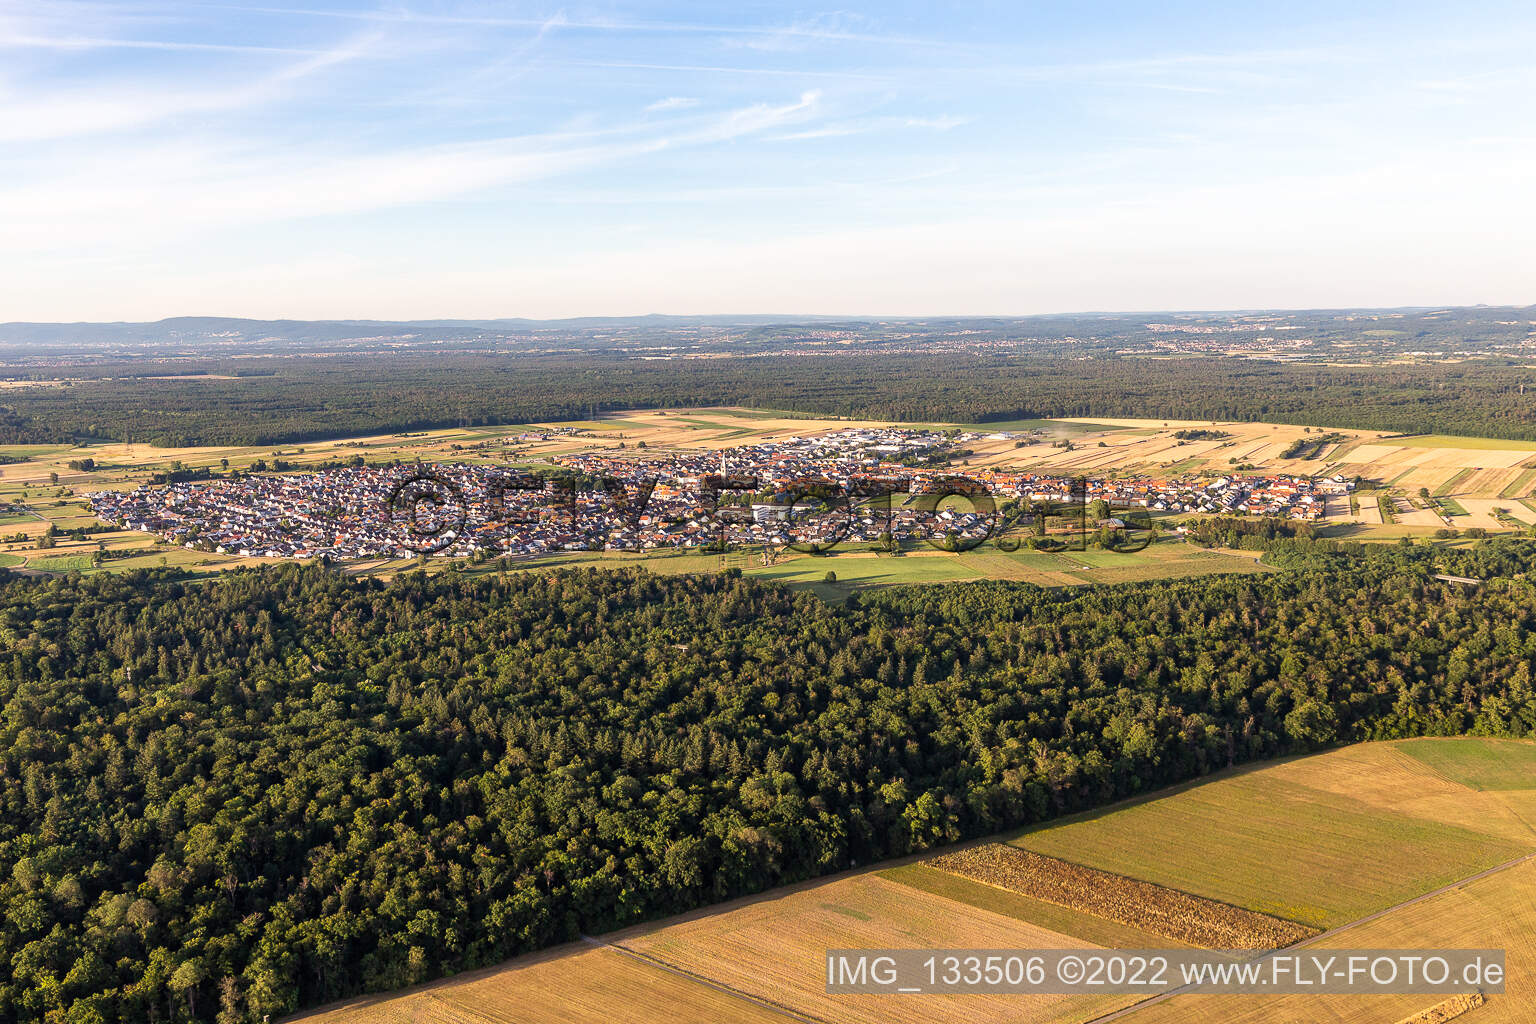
3 1 1535 319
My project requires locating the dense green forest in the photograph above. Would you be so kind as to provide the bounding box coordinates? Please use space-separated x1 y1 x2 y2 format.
5 353 1536 446
3 552 1536 1022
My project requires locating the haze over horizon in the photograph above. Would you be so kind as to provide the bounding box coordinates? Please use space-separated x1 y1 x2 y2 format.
5 301 1534 330
5 0 1536 322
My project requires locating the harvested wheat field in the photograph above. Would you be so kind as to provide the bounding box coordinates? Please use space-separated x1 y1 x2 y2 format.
1338 443 1533 472
1455 497 1528 530
979 419 1536 489
1122 854 1536 1024
926 845 1315 948
1322 493 1353 520
1395 466 1466 496
574 408 906 451
1456 464 1536 498
288 943 790 1024
614 872 1133 1024
1393 498 1448 528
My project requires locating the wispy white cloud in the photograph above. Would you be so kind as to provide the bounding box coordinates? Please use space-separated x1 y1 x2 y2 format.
771 122 871 141
180 3 963 51
1 91 826 248
646 96 700 112
0 1 329 56
770 113 971 141
904 115 970 130
723 12 877 52
389 12 566 109
0 33 322 53
561 60 889 81
0 27 382 142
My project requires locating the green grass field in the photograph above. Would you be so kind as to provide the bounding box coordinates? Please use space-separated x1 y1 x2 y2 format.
666 417 756 434
1500 466 1536 498
9 544 222 575
1398 737 1536 791
0 445 73 459
1393 434 1536 452
1434 469 1475 496
48 515 105 529
1005 745 1529 928
1065 548 1141 567
99 549 222 571
26 555 98 571
1329 521 1440 541
748 553 983 598
455 538 1271 600
1060 550 1269 585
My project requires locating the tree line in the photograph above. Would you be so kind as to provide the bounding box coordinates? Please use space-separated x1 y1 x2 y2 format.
3 353 1536 446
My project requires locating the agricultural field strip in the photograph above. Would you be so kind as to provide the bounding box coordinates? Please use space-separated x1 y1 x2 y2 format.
1084 849 1536 1024
1393 993 1485 1024
1434 469 1474 497
577 934 828 1024
926 845 1316 949
1499 466 1536 498
879 864 1184 950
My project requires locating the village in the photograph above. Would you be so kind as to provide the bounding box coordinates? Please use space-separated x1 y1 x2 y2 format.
87 428 1350 560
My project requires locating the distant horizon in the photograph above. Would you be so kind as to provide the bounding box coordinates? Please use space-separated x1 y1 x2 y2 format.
5 299 1536 329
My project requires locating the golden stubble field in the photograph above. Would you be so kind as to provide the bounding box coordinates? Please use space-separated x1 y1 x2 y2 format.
614 872 1134 1024
1122 856 1536 1024
287 943 790 1024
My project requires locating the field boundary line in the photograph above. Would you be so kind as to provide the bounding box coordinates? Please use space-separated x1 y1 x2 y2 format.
1078 849 1536 1024
418 989 504 1024
1497 792 1536 838
579 933 835 1024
